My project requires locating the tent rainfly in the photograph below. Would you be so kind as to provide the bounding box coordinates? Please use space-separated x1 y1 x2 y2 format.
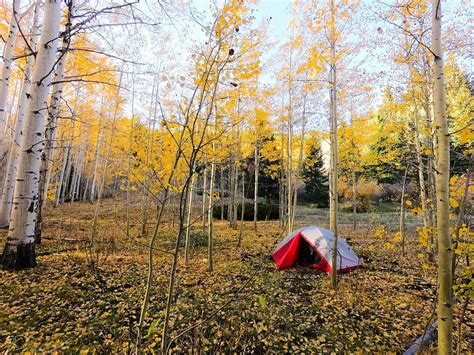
272 226 360 274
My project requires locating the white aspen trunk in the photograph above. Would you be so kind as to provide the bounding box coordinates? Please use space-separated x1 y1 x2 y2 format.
232 160 239 225
231 124 241 228
126 83 135 238
349 100 357 231
0 0 22 195
432 1 452 351
82 176 90 202
237 169 245 247
90 72 122 262
279 127 285 229
1 0 62 269
414 114 433 260
55 135 69 207
329 0 339 289
291 94 307 231
184 172 195 264
74 155 84 201
287 40 294 234
400 166 408 255
207 117 217 272
4 72 20 140
61 122 75 203
220 165 225 221
253 142 259 232
202 163 207 227
0 1 40 228
141 115 156 236
422 63 437 228
229 158 235 225
40 40 69 202
287 118 293 233
0 0 21 130
352 169 357 229
35 28 74 240
207 162 215 271
89 109 103 202
140 75 158 236
71 141 85 202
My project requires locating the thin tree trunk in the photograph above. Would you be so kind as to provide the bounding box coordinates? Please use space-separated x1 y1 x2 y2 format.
229 159 236 226
400 166 408 255
126 73 135 239
352 169 357 230
184 172 195 264
456 300 468 355
291 91 307 230
220 165 225 221
207 128 216 272
451 152 473 279
279 129 285 229
89 71 122 265
55 135 69 207
329 0 339 289
432 1 453 351
287 44 294 233
202 163 207 228
89 105 103 202
414 114 432 260
237 169 245 247
1 0 62 269
253 142 259 232
61 120 75 204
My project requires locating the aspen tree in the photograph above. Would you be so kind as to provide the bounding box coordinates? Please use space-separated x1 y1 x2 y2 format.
286 34 294 234
184 172 195 264
0 0 40 228
400 166 408 255
89 71 123 265
0 0 21 193
253 130 259 231
237 169 245 247
432 0 453 351
126 70 135 239
328 0 339 289
1 0 62 269
36 0 74 240
207 108 217 272
201 163 207 227
0 0 21 131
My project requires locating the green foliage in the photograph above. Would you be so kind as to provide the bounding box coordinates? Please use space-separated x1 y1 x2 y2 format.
301 144 329 207
162 228 208 248
213 202 279 221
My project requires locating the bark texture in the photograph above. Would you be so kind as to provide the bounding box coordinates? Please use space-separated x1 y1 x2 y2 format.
432 0 453 352
1 0 62 269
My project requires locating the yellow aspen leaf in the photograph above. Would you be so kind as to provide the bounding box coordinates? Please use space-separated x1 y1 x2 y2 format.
449 198 459 208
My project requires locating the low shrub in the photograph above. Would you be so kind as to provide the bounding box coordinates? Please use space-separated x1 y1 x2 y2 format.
161 228 208 249
213 202 279 221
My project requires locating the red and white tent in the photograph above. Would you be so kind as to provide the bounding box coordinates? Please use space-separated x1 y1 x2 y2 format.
272 226 359 274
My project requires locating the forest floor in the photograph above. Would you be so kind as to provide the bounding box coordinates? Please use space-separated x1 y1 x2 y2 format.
0 197 472 353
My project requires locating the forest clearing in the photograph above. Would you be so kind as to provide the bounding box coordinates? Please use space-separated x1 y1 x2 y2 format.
0 0 472 353
2 199 471 353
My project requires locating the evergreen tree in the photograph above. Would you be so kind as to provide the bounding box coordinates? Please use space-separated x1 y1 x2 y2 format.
302 144 329 207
